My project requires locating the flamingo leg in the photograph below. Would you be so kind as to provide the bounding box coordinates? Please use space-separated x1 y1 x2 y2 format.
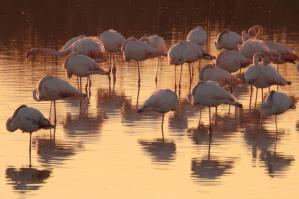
274 115 278 155
53 100 57 125
161 113 165 141
49 101 52 120
254 88 258 109
155 57 160 84
112 53 116 74
215 106 218 126
137 61 141 86
208 106 212 127
174 65 177 92
179 64 183 89
261 88 264 102
260 111 263 129
29 132 32 168
249 85 253 110
136 84 140 108
276 64 279 91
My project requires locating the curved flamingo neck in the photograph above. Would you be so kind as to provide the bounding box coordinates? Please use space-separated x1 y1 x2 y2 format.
253 53 263 65
29 47 72 57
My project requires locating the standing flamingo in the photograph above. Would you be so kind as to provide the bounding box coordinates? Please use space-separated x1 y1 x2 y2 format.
138 89 178 139
186 26 208 46
6 105 54 166
98 29 126 73
64 53 109 93
168 40 215 91
216 50 252 73
140 35 167 83
189 81 242 126
215 30 242 50
27 36 107 63
260 91 296 128
121 37 159 85
33 75 86 123
244 53 291 108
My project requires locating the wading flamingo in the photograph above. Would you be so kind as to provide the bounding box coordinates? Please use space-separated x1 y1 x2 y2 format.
138 89 178 139
121 37 159 85
260 91 296 128
98 29 126 73
33 75 86 123
64 53 109 93
168 40 215 91
244 53 291 108
140 35 167 83
6 105 54 166
189 81 242 127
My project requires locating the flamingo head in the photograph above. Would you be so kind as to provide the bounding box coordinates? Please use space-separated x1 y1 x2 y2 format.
6 117 18 132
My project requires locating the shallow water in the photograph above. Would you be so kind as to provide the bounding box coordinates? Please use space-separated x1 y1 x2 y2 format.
1 1 299 199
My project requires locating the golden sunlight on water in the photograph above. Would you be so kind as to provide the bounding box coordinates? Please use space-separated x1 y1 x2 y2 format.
1 1 299 198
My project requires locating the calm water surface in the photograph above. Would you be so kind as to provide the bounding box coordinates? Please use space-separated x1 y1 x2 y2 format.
0 1 299 198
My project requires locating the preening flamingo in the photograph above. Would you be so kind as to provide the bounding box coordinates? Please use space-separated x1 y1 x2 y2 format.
121 37 159 85
140 35 167 83
64 53 109 92
27 36 107 63
6 105 54 166
244 53 291 108
138 89 178 139
260 91 296 128
189 81 242 126
186 26 208 46
98 29 126 73
33 75 86 123
216 50 252 73
215 30 242 50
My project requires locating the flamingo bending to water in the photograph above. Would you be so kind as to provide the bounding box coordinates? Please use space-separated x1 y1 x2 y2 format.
138 89 178 139
27 36 106 63
6 105 54 166
33 75 86 123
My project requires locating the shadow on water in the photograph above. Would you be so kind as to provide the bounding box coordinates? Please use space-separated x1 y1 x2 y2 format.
138 138 176 164
5 166 51 193
190 128 235 184
33 137 83 167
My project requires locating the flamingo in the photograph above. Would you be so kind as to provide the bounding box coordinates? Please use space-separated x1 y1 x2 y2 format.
27 36 107 63
138 89 178 139
260 91 296 128
98 29 126 73
215 30 242 50
6 105 54 166
244 53 291 108
186 26 208 46
140 35 167 83
32 75 86 123
189 81 242 126
64 53 109 93
216 50 252 73
168 40 215 90
121 37 159 85
199 64 242 92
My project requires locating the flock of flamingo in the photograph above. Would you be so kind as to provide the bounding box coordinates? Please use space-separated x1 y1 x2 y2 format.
5 25 299 161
